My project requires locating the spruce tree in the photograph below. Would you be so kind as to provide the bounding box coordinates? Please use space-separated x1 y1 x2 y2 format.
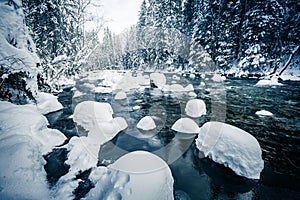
239 0 284 75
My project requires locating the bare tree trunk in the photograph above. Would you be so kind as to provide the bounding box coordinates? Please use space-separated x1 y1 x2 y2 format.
279 45 299 76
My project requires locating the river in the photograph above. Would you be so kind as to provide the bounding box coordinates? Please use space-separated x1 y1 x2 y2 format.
46 71 300 199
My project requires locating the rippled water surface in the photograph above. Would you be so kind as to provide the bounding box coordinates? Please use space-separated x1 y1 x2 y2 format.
46 72 300 199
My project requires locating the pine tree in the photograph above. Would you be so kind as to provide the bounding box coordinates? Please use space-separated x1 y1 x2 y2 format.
23 0 92 82
0 0 40 103
239 0 284 75
215 0 243 71
182 0 198 36
281 0 299 50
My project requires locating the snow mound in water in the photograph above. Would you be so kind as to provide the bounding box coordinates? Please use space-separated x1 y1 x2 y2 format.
133 105 141 110
115 91 127 100
168 84 186 92
94 86 113 93
185 84 194 92
164 83 195 93
189 73 196 79
109 151 174 200
195 121 264 179
211 73 226 82
58 101 128 198
0 101 66 199
35 92 63 114
185 99 207 118
73 90 84 98
73 101 114 131
188 92 197 97
114 72 149 92
112 117 128 131
64 116 127 168
150 72 167 87
171 118 200 134
87 117 127 147
137 73 151 86
255 110 273 116
71 101 127 165
255 77 283 86
73 101 127 146
137 116 156 131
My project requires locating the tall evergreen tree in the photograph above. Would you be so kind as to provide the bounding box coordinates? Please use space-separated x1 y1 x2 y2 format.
215 0 243 71
239 0 284 75
182 0 198 36
23 0 93 82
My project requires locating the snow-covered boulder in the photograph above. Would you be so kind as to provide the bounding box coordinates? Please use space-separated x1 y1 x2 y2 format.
59 101 128 197
115 91 127 100
133 105 141 110
136 73 150 86
73 90 84 98
72 100 128 158
195 122 264 179
111 117 128 131
94 86 113 93
137 116 156 131
211 73 226 82
169 84 186 92
150 72 167 87
73 101 127 146
109 151 174 200
35 92 63 114
114 72 140 92
185 99 207 118
87 117 128 147
188 92 197 97
171 118 200 134
185 84 194 92
64 117 127 167
255 110 273 116
73 101 114 131
189 73 196 79
255 76 283 86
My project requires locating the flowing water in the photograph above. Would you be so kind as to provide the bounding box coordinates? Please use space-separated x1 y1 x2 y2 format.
46 71 300 199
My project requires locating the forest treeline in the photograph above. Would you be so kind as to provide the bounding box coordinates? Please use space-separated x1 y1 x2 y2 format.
95 0 299 77
0 0 299 103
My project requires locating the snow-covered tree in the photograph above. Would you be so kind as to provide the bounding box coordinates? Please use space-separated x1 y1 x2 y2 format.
0 0 40 103
239 0 284 75
23 0 99 85
215 0 243 71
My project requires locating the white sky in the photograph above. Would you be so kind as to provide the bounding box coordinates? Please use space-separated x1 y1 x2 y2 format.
100 0 142 34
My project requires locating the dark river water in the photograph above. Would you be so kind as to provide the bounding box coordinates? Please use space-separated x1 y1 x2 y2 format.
46 72 300 199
